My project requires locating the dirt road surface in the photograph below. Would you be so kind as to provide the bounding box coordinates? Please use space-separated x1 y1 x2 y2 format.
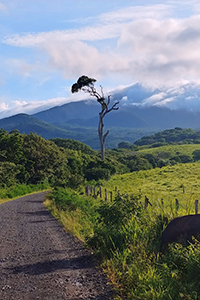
0 192 114 300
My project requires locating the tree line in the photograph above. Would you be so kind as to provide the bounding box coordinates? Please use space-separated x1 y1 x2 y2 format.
2 128 200 190
134 127 200 147
0 129 123 189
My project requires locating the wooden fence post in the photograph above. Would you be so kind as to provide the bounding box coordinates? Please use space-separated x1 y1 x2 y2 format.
99 187 102 199
110 191 112 202
105 189 107 202
195 200 199 214
175 199 179 212
85 185 90 196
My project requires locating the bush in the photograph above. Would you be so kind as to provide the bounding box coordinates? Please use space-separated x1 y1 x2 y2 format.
192 150 200 161
87 194 143 257
0 162 20 187
51 187 96 215
85 167 111 181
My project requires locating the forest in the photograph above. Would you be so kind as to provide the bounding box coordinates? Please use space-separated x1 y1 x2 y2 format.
2 127 200 299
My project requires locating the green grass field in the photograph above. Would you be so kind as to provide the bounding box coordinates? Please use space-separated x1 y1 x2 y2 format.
139 143 200 156
46 160 200 299
100 161 200 216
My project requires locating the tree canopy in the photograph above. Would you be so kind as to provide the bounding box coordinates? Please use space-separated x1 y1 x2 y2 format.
71 75 97 93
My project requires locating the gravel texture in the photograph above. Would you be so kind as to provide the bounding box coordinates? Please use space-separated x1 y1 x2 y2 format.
0 192 114 300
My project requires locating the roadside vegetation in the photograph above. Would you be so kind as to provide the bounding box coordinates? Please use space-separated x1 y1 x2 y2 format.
2 127 200 298
45 184 200 299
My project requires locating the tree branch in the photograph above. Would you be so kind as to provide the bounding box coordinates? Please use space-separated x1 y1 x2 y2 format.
103 130 109 143
101 101 119 117
81 86 102 99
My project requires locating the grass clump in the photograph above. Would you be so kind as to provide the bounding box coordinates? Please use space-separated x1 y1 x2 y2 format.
45 187 99 241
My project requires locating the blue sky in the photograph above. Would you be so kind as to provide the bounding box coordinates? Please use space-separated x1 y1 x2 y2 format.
1 0 200 118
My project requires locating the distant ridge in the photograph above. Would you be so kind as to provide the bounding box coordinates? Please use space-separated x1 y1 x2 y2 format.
0 113 76 139
33 100 100 124
1 98 200 149
33 100 200 130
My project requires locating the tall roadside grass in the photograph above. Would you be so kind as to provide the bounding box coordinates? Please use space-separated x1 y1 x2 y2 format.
0 183 50 204
45 187 100 241
46 169 200 299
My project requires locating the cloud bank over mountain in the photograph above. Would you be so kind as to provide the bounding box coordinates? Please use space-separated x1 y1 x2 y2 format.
113 81 200 112
1 81 200 120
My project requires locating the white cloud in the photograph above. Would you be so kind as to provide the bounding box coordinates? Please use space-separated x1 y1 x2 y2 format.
3 2 200 89
116 15 200 86
0 102 8 110
13 100 27 106
0 91 91 119
3 24 121 47
3 4 170 47
98 4 171 23
136 81 200 111
44 40 129 80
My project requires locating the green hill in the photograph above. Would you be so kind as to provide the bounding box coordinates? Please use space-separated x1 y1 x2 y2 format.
101 162 200 208
134 127 200 146
0 113 74 139
0 113 155 149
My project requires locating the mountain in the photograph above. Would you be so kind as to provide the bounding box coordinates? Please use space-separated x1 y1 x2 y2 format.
34 104 148 128
33 100 100 124
0 113 155 149
112 81 200 111
0 113 85 140
32 100 200 130
31 81 200 130
1 82 200 149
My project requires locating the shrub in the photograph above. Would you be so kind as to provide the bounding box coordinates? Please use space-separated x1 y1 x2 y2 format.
87 194 143 257
192 149 200 161
85 167 111 181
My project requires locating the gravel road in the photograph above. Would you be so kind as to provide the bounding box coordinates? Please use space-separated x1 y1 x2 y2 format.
0 192 114 300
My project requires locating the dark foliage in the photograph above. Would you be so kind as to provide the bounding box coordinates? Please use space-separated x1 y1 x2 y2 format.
0 130 122 189
134 127 200 146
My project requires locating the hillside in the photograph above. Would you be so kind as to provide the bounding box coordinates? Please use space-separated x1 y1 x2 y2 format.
0 113 155 149
134 127 200 146
101 162 200 203
33 100 200 130
0 113 73 139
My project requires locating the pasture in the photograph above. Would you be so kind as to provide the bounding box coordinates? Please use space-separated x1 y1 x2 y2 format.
100 162 200 216
46 161 200 299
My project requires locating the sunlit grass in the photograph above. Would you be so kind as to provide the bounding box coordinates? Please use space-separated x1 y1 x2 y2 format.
100 162 200 216
45 162 200 300
44 189 97 241
0 198 13 205
139 143 200 156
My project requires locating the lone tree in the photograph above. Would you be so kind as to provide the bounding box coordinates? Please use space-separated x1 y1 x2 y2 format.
71 75 119 160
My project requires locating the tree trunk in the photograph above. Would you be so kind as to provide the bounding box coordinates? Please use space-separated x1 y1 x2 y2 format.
98 113 109 161
71 77 119 161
